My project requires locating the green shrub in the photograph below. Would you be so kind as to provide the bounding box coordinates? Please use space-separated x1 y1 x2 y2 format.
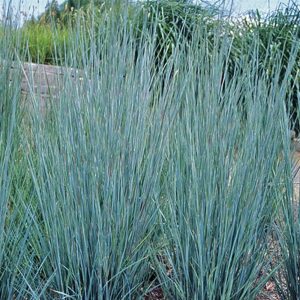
20 23 70 64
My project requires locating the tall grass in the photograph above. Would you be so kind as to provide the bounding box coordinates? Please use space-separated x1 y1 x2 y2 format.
275 89 300 298
24 9 175 298
19 23 71 65
1 1 300 299
152 30 296 299
0 20 32 299
231 0 300 133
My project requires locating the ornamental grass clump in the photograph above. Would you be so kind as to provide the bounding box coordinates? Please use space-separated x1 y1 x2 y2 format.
25 9 175 298
2 1 300 299
152 27 298 299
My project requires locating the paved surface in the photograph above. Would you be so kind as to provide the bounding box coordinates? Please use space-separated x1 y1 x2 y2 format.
293 150 300 201
9 62 84 112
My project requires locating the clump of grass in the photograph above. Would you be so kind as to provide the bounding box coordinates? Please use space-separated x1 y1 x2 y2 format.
24 8 174 298
1 1 300 299
19 22 70 65
152 26 297 299
230 0 300 133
